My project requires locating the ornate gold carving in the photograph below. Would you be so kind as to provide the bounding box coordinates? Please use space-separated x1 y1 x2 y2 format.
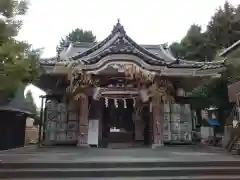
123 64 155 82
67 68 95 99
149 79 175 105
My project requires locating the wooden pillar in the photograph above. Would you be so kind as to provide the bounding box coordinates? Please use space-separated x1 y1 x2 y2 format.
38 96 45 146
77 94 90 147
152 102 164 148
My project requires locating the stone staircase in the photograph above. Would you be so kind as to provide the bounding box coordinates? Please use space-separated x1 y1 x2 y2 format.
1 160 240 179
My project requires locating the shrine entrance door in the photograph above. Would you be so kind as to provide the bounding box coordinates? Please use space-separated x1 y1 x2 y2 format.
101 97 152 148
101 98 135 147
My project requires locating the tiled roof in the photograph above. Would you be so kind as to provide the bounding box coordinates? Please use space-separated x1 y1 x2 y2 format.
0 84 34 114
39 20 225 70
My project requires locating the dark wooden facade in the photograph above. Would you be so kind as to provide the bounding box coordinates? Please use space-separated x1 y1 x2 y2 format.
0 110 27 150
0 85 34 150
228 81 240 104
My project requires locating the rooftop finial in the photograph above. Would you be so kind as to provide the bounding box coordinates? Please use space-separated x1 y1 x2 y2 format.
112 18 125 35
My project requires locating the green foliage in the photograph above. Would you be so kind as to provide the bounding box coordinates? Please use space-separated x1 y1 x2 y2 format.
25 90 41 125
170 1 240 109
170 1 240 62
0 0 41 100
191 63 240 108
191 77 229 107
25 90 37 115
207 1 240 49
56 28 96 56
0 0 28 18
170 25 216 61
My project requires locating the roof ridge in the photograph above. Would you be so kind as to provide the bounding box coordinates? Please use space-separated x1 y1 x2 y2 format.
69 20 166 65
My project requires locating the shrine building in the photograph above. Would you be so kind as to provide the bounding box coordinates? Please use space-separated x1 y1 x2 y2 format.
38 20 225 148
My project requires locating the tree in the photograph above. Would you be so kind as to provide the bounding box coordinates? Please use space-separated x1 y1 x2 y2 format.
171 1 240 61
56 28 96 56
170 2 240 108
25 90 41 125
25 90 37 115
193 2 240 106
0 0 41 101
207 1 240 49
170 25 216 61
169 42 185 59
169 2 240 128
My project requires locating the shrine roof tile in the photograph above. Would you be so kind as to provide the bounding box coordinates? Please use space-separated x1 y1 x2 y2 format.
39 20 225 71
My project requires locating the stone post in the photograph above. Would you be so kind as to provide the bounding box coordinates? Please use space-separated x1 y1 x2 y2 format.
77 94 90 147
152 101 164 148
223 125 233 148
43 100 57 146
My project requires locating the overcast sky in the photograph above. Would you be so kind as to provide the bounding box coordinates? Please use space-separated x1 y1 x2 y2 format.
17 0 240 107
17 0 240 58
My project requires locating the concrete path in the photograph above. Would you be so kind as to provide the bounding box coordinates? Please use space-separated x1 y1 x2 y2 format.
0 145 239 163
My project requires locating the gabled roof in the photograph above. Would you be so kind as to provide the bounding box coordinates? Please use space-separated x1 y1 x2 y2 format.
67 20 166 66
60 43 172 62
39 20 225 71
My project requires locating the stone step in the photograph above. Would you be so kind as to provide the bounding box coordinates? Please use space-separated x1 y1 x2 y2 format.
1 167 240 178
2 160 240 169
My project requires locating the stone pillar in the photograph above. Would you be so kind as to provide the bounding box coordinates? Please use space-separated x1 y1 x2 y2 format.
43 100 58 146
223 125 233 148
77 94 90 147
152 102 164 148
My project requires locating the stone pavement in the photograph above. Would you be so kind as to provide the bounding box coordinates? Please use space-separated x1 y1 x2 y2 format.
0 145 239 163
